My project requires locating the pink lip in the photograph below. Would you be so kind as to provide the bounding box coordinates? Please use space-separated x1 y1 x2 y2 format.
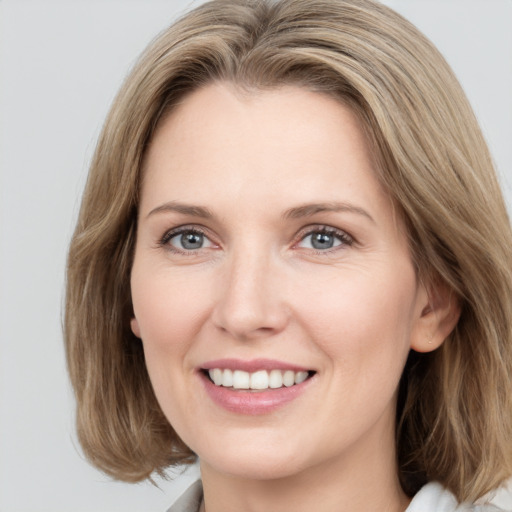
197 360 315 415
200 358 311 372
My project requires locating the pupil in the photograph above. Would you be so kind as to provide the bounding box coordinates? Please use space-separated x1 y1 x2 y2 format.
181 232 203 250
312 232 334 249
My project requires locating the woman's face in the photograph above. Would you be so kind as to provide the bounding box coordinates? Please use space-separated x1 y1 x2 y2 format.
131 83 431 481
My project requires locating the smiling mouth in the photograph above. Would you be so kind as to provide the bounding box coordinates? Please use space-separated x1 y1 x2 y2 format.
203 368 316 390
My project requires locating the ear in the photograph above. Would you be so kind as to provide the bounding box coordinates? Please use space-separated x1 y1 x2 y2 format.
410 278 461 353
130 317 141 338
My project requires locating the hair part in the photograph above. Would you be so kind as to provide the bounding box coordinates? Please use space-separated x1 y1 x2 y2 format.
65 0 512 500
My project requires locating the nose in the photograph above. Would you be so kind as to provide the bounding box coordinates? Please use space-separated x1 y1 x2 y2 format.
211 247 290 341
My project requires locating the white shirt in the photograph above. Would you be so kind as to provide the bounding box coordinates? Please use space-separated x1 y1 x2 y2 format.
407 482 505 511
167 480 508 512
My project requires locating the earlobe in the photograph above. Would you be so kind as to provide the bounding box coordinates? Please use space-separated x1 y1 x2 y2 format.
410 280 461 353
130 317 141 338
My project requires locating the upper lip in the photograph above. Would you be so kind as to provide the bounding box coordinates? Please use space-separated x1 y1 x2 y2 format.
200 358 312 373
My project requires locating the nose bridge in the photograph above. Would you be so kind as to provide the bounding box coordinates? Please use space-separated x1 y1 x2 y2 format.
212 238 288 339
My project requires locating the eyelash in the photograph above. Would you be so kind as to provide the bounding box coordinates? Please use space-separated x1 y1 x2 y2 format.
158 224 354 255
159 226 211 255
295 225 354 253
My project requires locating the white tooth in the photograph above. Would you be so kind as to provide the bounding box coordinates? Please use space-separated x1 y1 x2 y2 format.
232 370 250 389
283 370 295 387
295 371 308 384
222 369 233 387
211 368 223 386
250 370 269 390
269 369 283 388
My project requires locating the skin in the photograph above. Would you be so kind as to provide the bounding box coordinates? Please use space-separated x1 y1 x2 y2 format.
130 82 458 512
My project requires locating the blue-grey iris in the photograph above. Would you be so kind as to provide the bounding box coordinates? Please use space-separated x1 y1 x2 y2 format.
311 232 335 249
181 232 204 250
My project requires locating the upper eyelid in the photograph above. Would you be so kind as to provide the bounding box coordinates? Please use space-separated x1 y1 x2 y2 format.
161 224 211 242
295 224 354 241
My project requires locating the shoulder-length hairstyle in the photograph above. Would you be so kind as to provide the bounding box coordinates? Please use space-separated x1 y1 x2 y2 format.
65 0 512 502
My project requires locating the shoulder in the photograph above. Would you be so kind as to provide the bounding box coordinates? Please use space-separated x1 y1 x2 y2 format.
166 480 509 512
166 480 203 512
407 482 509 512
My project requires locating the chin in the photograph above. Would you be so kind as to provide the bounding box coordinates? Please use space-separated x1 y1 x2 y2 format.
199 439 316 481
208 458 304 481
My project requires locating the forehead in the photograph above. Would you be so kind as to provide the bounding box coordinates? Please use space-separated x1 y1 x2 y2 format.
140 82 389 213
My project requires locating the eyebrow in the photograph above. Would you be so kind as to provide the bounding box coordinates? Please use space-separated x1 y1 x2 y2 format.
146 201 213 219
283 202 375 223
146 200 374 223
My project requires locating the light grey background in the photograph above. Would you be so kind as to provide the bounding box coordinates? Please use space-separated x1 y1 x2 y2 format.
1 1 511 511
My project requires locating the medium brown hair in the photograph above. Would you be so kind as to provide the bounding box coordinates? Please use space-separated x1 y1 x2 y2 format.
65 0 512 501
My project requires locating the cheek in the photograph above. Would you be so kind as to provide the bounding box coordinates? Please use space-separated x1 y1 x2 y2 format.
130 266 213 415
293 267 418 441
130 270 210 436
131 266 211 351
296 264 418 376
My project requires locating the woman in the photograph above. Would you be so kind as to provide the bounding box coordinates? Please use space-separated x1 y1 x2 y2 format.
64 0 512 510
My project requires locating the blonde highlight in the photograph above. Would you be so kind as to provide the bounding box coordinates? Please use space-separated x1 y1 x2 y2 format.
65 0 512 501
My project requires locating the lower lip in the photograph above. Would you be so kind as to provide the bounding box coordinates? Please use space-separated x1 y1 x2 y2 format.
199 372 314 415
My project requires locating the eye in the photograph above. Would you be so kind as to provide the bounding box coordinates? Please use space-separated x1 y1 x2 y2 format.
297 227 353 251
162 228 214 252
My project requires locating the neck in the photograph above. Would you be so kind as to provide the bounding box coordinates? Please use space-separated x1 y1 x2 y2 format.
199 433 410 512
